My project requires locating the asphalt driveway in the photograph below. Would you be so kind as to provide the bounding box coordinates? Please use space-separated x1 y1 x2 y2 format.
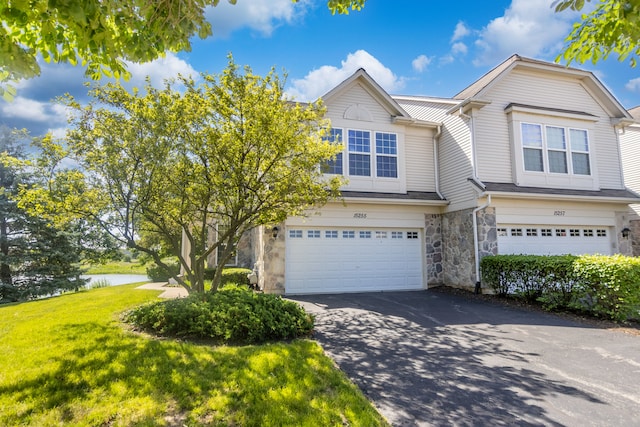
289 290 640 427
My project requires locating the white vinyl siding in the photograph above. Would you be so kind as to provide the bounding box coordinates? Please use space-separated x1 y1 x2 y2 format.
619 124 640 218
396 97 478 210
404 129 435 191
439 112 478 211
324 82 413 193
474 69 625 189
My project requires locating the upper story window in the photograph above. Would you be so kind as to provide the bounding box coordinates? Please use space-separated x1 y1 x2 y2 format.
521 123 590 176
323 128 343 175
375 132 398 178
348 130 371 176
327 129 399 178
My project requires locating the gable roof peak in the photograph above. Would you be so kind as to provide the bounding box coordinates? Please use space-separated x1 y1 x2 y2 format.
321 68 411 119
454 54 630 119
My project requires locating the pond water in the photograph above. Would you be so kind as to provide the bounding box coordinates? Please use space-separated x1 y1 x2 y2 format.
82 274 149 287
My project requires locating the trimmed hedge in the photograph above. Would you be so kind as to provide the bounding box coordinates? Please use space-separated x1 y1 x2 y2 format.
481 254 640 322
146 262 180 282
204 267 252 287
125 285 314 344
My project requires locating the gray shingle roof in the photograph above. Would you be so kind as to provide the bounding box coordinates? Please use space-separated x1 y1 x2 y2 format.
484 182 640 200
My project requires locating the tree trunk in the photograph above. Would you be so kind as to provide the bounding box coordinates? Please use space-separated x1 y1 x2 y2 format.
0 215 12 286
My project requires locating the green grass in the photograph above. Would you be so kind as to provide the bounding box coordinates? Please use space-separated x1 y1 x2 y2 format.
0 285 387 426
83 260 147 275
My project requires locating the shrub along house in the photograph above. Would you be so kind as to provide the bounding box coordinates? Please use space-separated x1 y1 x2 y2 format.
218 54 640 294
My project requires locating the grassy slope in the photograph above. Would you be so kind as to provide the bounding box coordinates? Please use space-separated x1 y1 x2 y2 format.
82 261 147 275
0 285 387 426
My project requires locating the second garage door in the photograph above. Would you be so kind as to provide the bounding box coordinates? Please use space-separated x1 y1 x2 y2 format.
497 225 612 255
285 227 424 294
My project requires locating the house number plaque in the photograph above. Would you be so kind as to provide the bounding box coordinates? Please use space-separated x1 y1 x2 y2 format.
353 212 368 219
553 210 566 216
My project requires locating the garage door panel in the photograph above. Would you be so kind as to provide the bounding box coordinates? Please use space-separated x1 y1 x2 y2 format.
285 227 424 294
497 225 611 255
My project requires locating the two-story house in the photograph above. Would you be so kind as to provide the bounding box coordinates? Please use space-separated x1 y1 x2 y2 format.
229 54 640 294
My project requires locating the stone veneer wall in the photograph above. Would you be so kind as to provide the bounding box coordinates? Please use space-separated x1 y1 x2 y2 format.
442 206 497 290
477 207 498 261
424 214 443 285
631 219 640 257
442 208 475 288
234 232 254 268
615 211 634 256
259 223 286 294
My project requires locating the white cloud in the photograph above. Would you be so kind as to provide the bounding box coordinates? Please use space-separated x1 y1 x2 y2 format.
125 52 199 88
626 78 640 93
206 0 309 38
473 0 579 66
451 42 468 56
451 21 470 42
0 96 67 125
412 55 432 73
286 50 404 101
439 55 455 66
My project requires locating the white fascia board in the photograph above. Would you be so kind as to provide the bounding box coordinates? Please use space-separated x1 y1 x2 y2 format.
341 196 449 206
486 191 640 204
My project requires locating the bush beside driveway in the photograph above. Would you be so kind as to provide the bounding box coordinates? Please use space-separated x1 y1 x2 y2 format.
291 288 640 426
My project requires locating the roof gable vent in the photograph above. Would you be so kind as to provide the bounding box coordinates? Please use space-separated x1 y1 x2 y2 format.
344 104 373 122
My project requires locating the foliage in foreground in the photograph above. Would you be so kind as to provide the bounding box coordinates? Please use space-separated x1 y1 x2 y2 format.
0 126 87 303
0 0 365 100
22 57 343 294
481 254 640 321
0 284 387 426
554 0 640 67
126 286 314 344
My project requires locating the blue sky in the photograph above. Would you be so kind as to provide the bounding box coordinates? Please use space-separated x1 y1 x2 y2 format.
3 0 640 137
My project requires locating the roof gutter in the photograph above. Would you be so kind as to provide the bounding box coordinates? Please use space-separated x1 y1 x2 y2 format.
340 196 449 206
484 191 640 204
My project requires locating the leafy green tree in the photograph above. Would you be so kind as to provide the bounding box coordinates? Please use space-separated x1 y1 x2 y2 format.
22 58 344 294
0 126 86 302
554 0 640 66
0 0 365 100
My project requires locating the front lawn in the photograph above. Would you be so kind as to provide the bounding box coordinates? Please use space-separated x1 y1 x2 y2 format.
0 285 387 426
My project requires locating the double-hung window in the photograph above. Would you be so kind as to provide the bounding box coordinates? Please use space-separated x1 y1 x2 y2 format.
323 128 343 175
328 128 400 186
570 129 590 175
348 130 371 176
521 123 590 176
522 123 544 172
546 126 567 173
375 132 398 178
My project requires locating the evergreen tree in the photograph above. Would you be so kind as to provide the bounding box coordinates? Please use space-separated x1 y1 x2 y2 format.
0 126 86 302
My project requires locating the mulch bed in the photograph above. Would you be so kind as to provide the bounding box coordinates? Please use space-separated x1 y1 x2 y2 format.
429 285 640 337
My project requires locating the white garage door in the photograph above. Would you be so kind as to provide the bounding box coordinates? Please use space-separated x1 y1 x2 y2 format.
285 227 424 294
497 225 612 255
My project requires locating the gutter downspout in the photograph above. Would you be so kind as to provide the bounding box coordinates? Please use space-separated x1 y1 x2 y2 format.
472 194 491 294
433 124 444 200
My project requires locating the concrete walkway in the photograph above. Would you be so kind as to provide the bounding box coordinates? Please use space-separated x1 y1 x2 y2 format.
135 282 188 299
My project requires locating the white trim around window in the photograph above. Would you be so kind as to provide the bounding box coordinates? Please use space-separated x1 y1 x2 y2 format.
507 109 599 190
521 122 591 176
323 127 403 191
